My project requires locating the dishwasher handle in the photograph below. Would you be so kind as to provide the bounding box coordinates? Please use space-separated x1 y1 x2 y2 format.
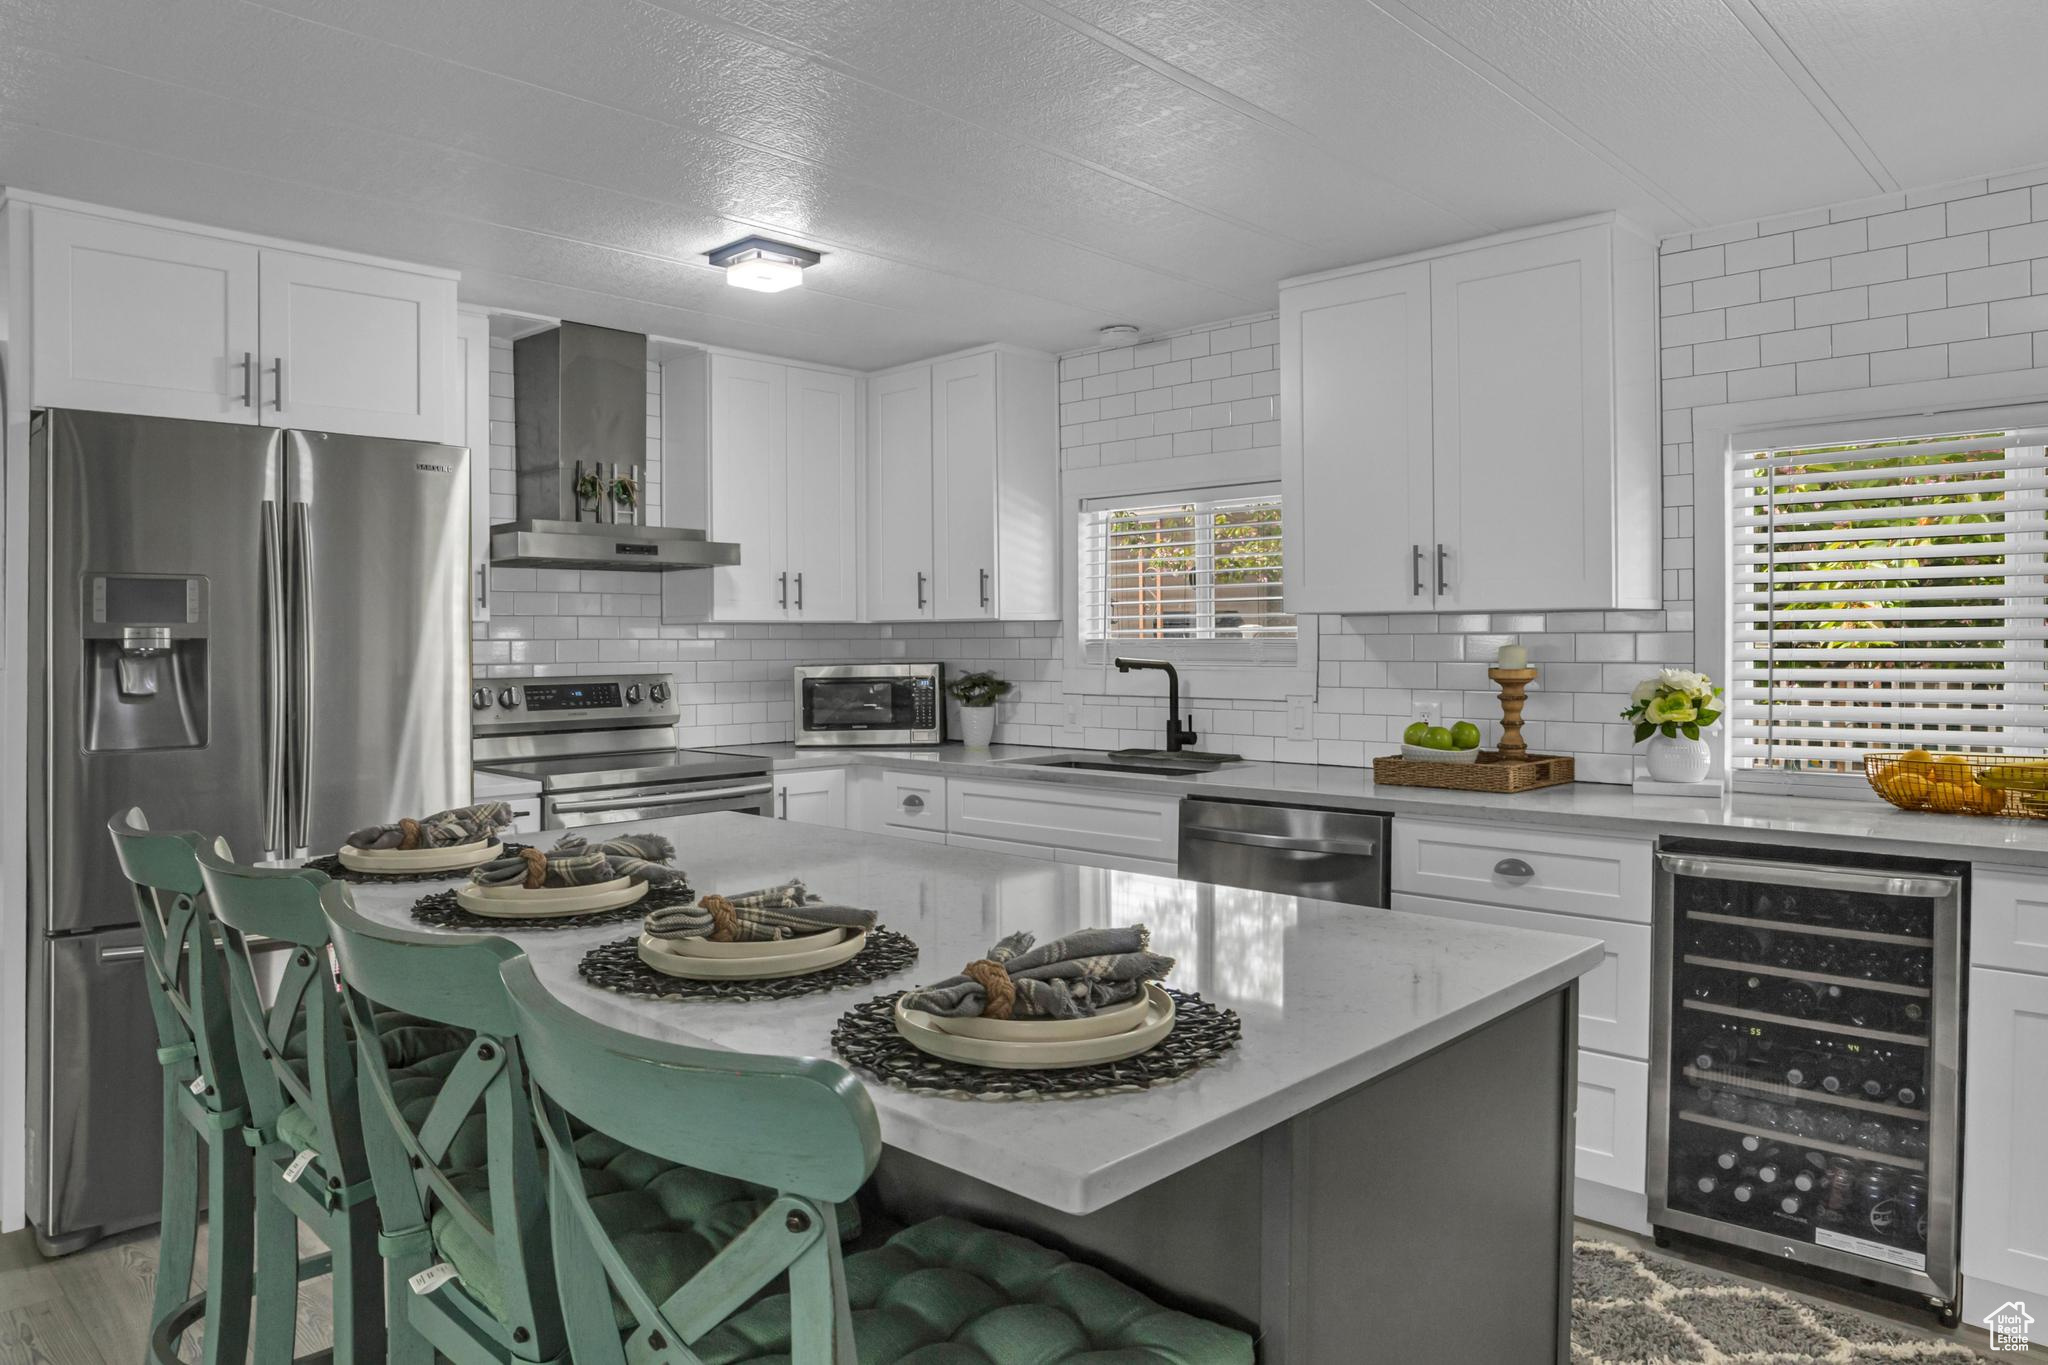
1187 826 1378 857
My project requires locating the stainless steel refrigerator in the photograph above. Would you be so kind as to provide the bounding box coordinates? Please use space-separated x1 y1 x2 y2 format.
25 408 471 1252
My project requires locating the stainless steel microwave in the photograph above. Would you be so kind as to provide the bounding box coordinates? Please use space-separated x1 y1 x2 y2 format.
793 663 945 746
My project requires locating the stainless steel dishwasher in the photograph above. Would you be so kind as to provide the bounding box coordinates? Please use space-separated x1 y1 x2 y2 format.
1178 798 1390 906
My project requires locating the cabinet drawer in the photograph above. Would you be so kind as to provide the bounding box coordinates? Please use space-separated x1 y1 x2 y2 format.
1575 1051 1649 1193
1970 867 2048 975
1392 818 1652 923
854 770 948 843
947 779 1179 865
1392 892 1650 1058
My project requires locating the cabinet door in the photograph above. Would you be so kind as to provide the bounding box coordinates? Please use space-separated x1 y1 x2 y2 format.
454 310 493 622
257 249 454 441
1279 261 1433 613
867 366 935 620
775 768 847 827
707 355 789 620
931 351 999 619
1963 966 2048 1299
785 368 859 622
1430 226 1612 611
30 208 261 422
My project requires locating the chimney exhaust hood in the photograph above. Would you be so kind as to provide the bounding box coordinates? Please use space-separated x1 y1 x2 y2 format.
490 321 740 572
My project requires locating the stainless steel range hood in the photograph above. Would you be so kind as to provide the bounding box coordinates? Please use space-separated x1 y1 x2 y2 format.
491 321 740 572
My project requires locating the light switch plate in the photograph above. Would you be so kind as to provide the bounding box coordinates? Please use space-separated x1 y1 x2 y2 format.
1286 694 1313 739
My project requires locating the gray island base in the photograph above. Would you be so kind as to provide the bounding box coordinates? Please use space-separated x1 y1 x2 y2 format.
343 813 1602 1363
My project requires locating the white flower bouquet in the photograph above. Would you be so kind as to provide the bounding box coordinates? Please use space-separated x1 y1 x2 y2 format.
1621 668 1723 743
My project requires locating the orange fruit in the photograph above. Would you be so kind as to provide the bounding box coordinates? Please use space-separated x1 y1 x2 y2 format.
1970 784 2006 815
1929 784 1971 814
1884 773 1933 809
1932 754 1976 788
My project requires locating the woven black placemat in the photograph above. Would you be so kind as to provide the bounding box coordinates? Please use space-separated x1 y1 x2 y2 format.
409 878 693 933
830 989 1240 1099
576 927 919 1003
301 843 532 885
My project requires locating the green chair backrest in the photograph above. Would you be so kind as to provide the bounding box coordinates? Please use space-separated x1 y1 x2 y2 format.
105 808 244 1115
194 841 366 1180
500 954 880 1363
319 883 564 1360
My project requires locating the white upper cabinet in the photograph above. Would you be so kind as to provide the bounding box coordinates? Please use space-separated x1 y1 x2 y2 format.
29 208 262 423
257 249 453 442
864 346 1057 622
662 352 858 624
18 197 457 442
866 366 935 620
1281 215 1659 614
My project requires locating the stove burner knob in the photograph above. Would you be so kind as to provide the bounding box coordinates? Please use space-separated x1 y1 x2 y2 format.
471 686 494 711
649 681 670 704
498 687 521 709
625 683 644 705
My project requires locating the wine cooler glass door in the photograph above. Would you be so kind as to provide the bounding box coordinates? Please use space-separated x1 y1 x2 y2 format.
1652 850 1962 1305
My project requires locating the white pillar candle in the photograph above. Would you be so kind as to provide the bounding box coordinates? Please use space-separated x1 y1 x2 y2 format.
1495 644 1528 669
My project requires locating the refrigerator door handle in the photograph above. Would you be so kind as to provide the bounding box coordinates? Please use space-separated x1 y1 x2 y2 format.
262 499 288 854
290 501 314 853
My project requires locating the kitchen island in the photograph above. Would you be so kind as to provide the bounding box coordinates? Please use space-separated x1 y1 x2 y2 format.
347 812 1604 1363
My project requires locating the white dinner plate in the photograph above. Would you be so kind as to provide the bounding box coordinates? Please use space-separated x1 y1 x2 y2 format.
338 840 501 874
455 878 647 919
643 926 846 960
636 929 866 980
893 984 1175 1069
926 988 1153 1043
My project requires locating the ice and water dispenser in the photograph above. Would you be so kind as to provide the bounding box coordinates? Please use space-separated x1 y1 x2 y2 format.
81 573 210 751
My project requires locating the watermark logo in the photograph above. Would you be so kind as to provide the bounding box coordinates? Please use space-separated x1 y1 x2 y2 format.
1984 1300 2033 1352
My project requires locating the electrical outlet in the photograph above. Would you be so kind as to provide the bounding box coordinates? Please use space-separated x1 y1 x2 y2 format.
1064 698 1082 729
1286 694 1313 739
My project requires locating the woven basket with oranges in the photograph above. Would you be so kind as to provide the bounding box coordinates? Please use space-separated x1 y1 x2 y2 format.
1864 750 2048 819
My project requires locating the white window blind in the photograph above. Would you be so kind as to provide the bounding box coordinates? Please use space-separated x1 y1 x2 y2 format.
1731 428 2048 773
1078 485 1295 663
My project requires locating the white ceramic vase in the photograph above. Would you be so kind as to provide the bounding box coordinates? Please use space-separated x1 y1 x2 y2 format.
958 706 997 749
1645 732 1711 784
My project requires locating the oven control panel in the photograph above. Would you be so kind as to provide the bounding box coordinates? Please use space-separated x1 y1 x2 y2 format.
471 673 678 729
525 682 621 712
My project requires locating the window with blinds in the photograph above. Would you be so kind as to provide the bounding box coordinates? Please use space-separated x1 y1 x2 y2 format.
1078 485 1295 662
1731 428 2048 775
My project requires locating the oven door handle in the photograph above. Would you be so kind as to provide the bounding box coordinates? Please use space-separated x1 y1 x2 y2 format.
550 781 773 815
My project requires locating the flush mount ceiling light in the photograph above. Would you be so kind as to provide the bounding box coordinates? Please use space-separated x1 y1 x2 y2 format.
1099 323 1141 340
706 235 821 293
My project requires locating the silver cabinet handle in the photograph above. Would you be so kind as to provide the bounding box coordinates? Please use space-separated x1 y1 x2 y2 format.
1192 828 1378 857
778 571 789 610
270 356 285 412
1436 543 1449 596
901 793 925 811
261 500 287 854
1412 544 1425 597
916 572 927 611
99 945 147 963
475 563 489 612
776 788 789 819
1657 853 1959 900
237 351 254 408
979 568 990 609
794 572 804 611
1494 858 1534 879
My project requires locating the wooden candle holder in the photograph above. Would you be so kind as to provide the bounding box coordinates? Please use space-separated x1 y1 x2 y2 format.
1488 666 1540 761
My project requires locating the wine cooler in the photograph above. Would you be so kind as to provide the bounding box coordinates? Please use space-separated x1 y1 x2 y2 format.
1650 840 1964 1322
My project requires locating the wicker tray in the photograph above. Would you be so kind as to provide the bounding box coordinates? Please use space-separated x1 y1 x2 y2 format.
1372 750 1574 794
1864 751 2046 819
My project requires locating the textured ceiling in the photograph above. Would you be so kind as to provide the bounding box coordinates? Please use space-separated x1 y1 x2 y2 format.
0 0 2041 369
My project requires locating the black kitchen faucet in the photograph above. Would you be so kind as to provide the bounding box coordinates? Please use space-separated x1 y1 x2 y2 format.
1114 657 1198 753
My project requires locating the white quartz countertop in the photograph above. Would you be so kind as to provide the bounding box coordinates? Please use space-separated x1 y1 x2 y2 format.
344 813 1601 1214
717 742 2048 868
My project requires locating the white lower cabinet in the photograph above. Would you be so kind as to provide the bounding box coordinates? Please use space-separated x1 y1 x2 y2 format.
1392 817 1653 923
849 769 949 844
946 779 1179 870
1574 1050 1650 1195
774 769 847 828
1962 964 2048 1311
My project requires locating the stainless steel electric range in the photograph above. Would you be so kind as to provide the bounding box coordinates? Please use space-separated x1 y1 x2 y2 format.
472 671 771 828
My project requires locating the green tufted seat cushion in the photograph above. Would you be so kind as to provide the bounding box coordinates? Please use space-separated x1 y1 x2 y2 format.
429 1127 777 1328
694 1216 1254 1364
275 1007 479 1165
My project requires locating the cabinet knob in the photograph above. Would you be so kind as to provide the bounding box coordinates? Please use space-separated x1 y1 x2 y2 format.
1494 857 1534 879
498 687 521 709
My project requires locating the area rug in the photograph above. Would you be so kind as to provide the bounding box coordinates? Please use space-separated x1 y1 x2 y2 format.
1573 1240 1984 1363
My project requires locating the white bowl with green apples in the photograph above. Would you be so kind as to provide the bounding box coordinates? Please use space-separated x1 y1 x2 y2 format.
1401 720 1484 763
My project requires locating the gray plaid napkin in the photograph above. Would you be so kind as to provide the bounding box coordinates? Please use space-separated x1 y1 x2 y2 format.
900 926 1171 1020
347 801 512 851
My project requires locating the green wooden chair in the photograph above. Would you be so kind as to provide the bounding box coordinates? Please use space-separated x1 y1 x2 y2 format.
104 808 256 1365
194 839 471 1364
499 955 1259 1364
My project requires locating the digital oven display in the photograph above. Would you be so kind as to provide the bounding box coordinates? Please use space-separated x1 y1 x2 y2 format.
524 683 622 712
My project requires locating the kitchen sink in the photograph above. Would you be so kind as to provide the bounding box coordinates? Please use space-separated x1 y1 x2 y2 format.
998 751 1243 779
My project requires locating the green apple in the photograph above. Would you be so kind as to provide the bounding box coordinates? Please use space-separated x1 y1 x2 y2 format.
1402 721 1430 746
1450 721 1482 750
1420 726 1455 750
